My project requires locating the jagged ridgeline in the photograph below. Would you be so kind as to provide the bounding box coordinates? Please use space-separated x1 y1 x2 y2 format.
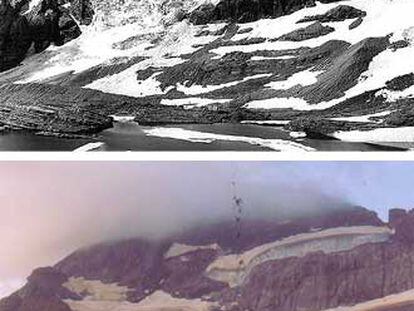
0 0 413 150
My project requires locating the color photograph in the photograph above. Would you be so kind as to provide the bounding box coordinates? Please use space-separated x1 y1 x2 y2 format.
1 161 414 310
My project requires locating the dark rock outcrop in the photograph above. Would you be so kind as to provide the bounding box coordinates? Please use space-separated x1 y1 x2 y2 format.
189 0 351 24
277 21 335 42
297 36 390 104
67 0 94 26
392 210 414 245
55 239 169 301
349 16 363 30
175 206 383 252
297 5 367 23
161 249 227 299
0 83 113 134
224 209 414 311
0 0 94 72
0 267 78 311
385 73 414 92
6 206 414 311
190 0 317 24
236 239 414 311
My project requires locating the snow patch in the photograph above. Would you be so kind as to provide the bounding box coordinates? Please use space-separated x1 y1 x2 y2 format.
160 97 230 108
244 97 313 110
376 86 414 102
240 120 290 125
333 127 414 142
250 55 294 61
290 131 307 138
330 111 392 123
24 0 43 14
63 277 130 301
266 69 322 90
165 243 220 259
66 290 216 311
142 127 315 151
73 142 105 152
176 74 272 95
110 115 136 122
137 290 215 310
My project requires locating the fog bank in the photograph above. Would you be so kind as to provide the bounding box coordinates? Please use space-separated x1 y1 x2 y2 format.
1 161 414 297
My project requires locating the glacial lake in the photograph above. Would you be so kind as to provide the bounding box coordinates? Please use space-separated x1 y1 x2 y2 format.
0 122 405 152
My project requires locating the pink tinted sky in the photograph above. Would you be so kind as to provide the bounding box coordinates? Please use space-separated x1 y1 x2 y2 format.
1 161 414 298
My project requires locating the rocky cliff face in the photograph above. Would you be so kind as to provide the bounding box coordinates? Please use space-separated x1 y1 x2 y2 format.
4 206 414 311
0 0 93 72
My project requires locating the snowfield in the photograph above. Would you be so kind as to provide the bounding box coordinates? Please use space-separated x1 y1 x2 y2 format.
15 0 414 105
1 0 414 148
142 127 315 151
333 127 414 142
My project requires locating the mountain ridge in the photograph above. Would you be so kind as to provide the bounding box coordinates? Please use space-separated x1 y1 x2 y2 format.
0 0 413 150
5 206 414 310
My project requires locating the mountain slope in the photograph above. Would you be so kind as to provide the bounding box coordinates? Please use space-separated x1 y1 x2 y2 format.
0 0 413 149
5 206 414 311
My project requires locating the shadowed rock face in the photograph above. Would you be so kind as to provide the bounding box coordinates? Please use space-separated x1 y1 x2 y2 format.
0 0 94 72
0 267 79 311
232 212 414 311
297 4 366 23
277 21 335 42
189 0 347 24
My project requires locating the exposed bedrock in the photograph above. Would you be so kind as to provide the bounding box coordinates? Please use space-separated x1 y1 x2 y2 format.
0 0 94 72
206 226 393 288
0 267 79 311
4 206 413 311
277 21 335 42
287 72 414 135
55 239 171 302
386 73 414 92
0 83 113 135
0 82 267 132
297 4 367 23
189 0 347 24
233 212 414 311
47 206 383 303
296 36 390 104
156 34 388 110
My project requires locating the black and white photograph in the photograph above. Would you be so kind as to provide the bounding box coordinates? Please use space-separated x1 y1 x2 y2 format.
1 0 414 309
0 0 413 151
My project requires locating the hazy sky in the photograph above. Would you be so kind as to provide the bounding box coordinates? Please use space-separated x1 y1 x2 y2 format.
1 161 414 298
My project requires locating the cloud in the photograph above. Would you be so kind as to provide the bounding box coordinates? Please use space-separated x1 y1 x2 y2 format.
0 279 25 299
2 161 414 295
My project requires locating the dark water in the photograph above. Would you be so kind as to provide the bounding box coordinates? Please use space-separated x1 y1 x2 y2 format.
0 122 405 151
